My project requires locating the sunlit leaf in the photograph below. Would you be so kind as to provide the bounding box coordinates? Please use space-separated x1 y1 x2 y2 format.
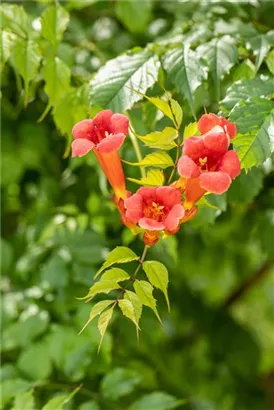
266 49 274 75
142 261 170 311
41 4 69 50
146 97 183 128
183 122 198 139
79 300 115 334
11 390 35 410
42 385 81 410
91 51 159 112
124 290 143 333
133 280 161 322
137 127 178 150
163 45 207 118
101 267 130 283
41 57 71 105
98 306 114 350
128 169 164 187
124 151 174 169
95 247 139 278
118 299 141 333
0 4 29 37
76 280 121 301
115 0 152 34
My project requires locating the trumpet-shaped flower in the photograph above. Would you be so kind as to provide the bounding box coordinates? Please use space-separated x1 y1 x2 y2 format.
177 122 240 205
124 186 185 245
198 113 237 140
71 110 129 199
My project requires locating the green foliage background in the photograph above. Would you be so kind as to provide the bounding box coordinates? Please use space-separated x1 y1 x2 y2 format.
1 1 274 409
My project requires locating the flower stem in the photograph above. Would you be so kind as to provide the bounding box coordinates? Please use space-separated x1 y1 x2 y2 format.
167 130 181 185
128 124 146 179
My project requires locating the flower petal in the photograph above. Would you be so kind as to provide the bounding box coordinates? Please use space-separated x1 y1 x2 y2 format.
138 217 165 231
156 186 182 207
71 138 95 157
110 113 129 135
93 110 113 135
203 126 229 155
220 117 237 139
124 193 143 223
72 119 94 140
137 187 157 201
198 113 220 134
183 137 206 161
219 150 241 179
96 133 126 153
164 204 185 231
185 177 206 205
177 155 201 178
200 171 231 194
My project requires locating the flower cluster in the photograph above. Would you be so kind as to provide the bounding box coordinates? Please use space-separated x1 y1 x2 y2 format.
71 110 240 246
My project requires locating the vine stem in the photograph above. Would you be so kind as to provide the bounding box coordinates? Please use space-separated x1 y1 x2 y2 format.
128 124 146 179
167 130 181 185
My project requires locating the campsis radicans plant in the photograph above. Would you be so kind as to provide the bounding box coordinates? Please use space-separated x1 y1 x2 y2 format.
72 100 241 347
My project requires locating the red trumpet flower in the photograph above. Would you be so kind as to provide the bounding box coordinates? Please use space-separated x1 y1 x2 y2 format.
71 110 129 200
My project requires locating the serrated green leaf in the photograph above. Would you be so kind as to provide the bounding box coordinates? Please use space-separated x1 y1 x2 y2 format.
124 290 142 329
232 59 256 82
41 57 71 106
0 4 29 38
91 51 159 112
79 300 115 334
118 299 141 332
230 98 274 169
11 390 35 410
77 280 121 301
95 247 139 278
146 97 183 128
197 36 238 101
133 280 161 322
228 168 264 205
137 127 178 150
115 0 152 34
266 50 274 75
183 122 198 139
41 4 69 50
163 46 207 118
125 151 174 169
98 306 114 350
221 77 274 113
128 169 164 187
100 267 130 282
10 38 42 105
0 30 17 71
142 261 170 311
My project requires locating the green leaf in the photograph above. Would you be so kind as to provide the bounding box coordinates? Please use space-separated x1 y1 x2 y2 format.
266 49 274 75
41 4 69 50
98 306 114 350
91 51 159 112
0 4 28 38
197 36 238 101
17 343 52 380
228 168 264 205
79 300 115 334
133 280 161 322
128 169 164 187
129 392 184 410
124 290 143 330
11 390 35 410
101 267 130 282
101 367 142 400
11 38 42 105
163 46 207 118
183 122 198 139
95 246 139 278
247 33 271 72
77 280 121 301
232 59 256 82
0 30 17 71
41 57 71 106
125 151 174 169
119 299 141 331
42 385 81 410
115 0 152 34
221 77 274 112
230 98 274 169
137 127 178 150
146 97 183 128
142 261 170 311
1 379 32 408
